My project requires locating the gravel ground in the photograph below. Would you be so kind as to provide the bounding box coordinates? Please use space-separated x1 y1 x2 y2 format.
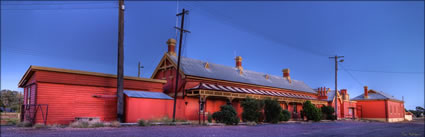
1 119 423 137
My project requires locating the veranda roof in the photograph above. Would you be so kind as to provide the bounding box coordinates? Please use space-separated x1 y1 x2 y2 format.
189 83 316 100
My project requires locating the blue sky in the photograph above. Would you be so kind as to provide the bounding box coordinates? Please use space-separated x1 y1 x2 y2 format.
1 1 423 109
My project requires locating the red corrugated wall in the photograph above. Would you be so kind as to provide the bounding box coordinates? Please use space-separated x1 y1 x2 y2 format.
124 96 174 123
387 100 405 118
356 100 386 119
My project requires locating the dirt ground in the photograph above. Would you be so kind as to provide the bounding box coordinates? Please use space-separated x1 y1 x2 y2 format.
1 119 424 137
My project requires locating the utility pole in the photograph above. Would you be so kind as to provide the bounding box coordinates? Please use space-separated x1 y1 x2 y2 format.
138 61 144 77
329 55 344 120
172 8 190 122
116 0 125 123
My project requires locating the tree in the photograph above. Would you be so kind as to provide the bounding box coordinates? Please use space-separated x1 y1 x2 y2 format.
264 98 282 124
280 110 291 121
212 105 240 125
302 101 322 122
0 89 23 112
321 106 336 120
241 97 264 122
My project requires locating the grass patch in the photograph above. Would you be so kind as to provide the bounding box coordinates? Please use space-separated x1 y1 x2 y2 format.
107 121 120 127
69 121 121 128
69 121 89 128
88 122 104 128
33 124 47 129
16 121 33 127
5 118 19 125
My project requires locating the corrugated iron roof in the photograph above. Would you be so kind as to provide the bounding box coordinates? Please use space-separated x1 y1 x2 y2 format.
351 90 401 101
326 90 339 101
167 54 315 94
124 90 173 100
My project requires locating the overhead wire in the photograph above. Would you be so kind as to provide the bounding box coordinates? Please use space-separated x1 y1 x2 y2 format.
181 1 331 57
342 69 424 74
2 1 117 11
339 63 365 86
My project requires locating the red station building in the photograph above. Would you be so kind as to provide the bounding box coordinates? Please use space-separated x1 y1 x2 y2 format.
351 86 405 122
19 38 406 124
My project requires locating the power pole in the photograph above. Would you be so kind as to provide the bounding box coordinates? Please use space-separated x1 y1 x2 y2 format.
172 8 190 122
329 55 344 119
138 61 144 78
116 0 125 123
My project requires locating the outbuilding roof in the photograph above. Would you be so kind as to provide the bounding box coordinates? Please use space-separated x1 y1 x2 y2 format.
19 65 166 87
351 90 401 101
167 54 316 94
124 90 173 100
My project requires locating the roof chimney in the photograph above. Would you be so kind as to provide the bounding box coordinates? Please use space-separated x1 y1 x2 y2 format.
364 86 368 99
341 89 347 95
341 89 349 101
235 56 243 70
282 68 291 83
317 87 328 100
166 38 177 56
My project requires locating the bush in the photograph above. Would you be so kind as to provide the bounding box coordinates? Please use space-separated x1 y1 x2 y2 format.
241 97 264 123
138 120 147 126
207 114 212 123
302 101 322 122
321 106 336 120
264 98 282 124
280 110 291 121
212 105 239 125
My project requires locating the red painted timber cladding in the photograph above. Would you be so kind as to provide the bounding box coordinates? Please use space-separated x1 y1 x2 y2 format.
387 100 404 118
26 70 164 124
356 100 386 118
36 83 118 124
23 84 37 122
35 71 164 92
124 95 174 123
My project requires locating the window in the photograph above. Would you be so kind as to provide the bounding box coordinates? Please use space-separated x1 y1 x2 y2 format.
293 104 297 113
26 86 31 110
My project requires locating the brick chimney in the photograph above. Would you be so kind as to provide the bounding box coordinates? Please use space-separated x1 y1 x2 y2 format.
283 68 291 83
166 38 177 56
364 86 368 99
341 89 349 101
317 87 328 100
235 56 243 70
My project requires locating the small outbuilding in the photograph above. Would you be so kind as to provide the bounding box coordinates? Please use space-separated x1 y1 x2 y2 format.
18 66 170 125
351 86 405 122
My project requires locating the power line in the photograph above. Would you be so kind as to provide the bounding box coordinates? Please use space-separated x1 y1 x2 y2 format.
343 69 424 74
339 63 365 86
2 7 117 11
2 2 116 6
182 1 331 57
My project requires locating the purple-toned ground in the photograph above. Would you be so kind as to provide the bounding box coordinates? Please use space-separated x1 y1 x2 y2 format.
1 119 424 137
